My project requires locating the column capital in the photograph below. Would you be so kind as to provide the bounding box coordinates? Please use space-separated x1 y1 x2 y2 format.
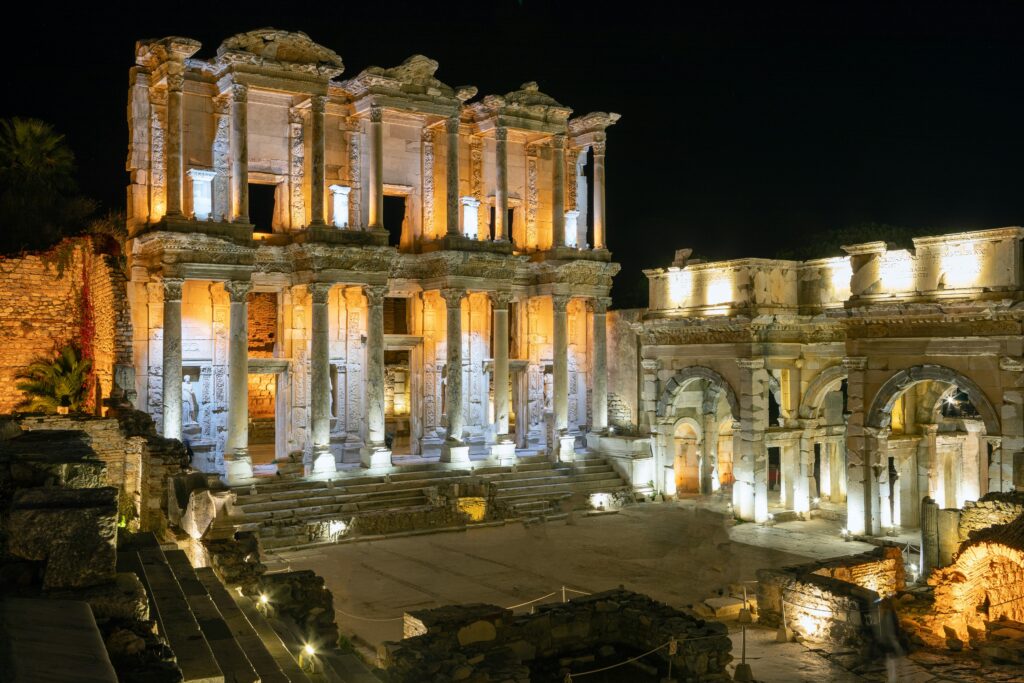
495 126 508 142
439 287 465 309
736 357 765 370
920 423 940 435
842 356 868 371
224 280 253 302
288 106 305 125
364 284 387 308
213 94 230 115
551 133 566 149
587 297 612 314
445 116 460 134
229 82 248 102
308 282 333 304
551 294 571 311
310 95 327 113
162 277 184 302
640 358 661 373
369 104 384 123
592 139 607 156
421 126 435 143
167 73 185 92
488 290 514 309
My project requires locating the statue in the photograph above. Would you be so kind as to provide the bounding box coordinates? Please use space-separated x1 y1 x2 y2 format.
182 375 199 425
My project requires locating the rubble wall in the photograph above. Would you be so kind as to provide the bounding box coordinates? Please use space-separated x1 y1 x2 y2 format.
0 239 128 413
958 491 1024 543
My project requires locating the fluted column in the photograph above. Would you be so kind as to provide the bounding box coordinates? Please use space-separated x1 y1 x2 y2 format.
440 288 469 464
361 285 391 468
592 139 607 250
161 278 184 441
588 297 610 433
309 96 327 226
225 280 253 483
230 83 249 223
490 292 513 435
165 73 184 217
551 135 566 247
368 105 384 230
445 116 460 236
494 127 509 242
309 282 335 474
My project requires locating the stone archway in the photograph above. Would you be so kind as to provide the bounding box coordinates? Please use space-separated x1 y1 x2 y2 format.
867 364 999 435
654 366 740 496
799 365 847 420
656 366 739 419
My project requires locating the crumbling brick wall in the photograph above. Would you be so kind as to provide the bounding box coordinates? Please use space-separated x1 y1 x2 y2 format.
247 292 277 357
0 238 129 413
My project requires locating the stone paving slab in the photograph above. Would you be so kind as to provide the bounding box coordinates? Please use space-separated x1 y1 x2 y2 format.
0 597 118 683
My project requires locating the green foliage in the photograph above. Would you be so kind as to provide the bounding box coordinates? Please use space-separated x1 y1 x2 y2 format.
0 117 96 254
15 344 92 413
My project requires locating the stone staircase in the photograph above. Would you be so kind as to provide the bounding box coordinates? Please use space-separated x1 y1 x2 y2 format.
230 452 630 552
117 533 309 682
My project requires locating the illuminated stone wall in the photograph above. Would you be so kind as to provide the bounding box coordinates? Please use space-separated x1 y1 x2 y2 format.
0 239 128 414
247 292 276 357
607 309 641 430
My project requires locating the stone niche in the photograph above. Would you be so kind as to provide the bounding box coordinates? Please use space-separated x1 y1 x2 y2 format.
378 588 733 682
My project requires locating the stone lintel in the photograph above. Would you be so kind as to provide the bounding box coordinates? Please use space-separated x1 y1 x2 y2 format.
291 226 390 247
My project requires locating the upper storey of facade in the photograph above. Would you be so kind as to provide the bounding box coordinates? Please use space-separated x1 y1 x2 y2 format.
126 28 619 264
644 226 1024 321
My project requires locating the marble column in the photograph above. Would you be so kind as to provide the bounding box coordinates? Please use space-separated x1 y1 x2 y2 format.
735 358 769 522
230 83 249 223
361 285 391 468
224 280 253 482
592 139 607 250
920 423 939 506
869 427 891 533
795 420 817 514
701 411 719 495
445 116 460 236
368 105 384 230
494 127 509 242
309 283 335 474
551 135 566 247
440 288 469 463
490 292 513 435
552 294 573 461
309 96 327 226
588 297 610 433
165 73 184 217
161 278 184 441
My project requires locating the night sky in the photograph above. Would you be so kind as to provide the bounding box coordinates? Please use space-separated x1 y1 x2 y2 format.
3 2 1022 306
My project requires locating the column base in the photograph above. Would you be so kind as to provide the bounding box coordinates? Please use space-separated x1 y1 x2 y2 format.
360 444 393 469
225 448 254 484
557 435 577 463
440 439 471 465
310 446 337 476
489 438 516 465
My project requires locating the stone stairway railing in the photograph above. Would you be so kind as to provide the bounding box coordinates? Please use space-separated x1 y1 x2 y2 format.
117 533 310 682
228 451 630 551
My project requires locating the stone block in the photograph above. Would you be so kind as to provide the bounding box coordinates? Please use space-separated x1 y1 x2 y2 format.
7 487 118 589
457 619 497 646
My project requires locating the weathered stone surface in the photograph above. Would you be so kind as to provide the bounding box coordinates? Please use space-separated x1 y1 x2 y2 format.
0 430 107 489
7 486 118 589
52 572 150 622
381 589 731 682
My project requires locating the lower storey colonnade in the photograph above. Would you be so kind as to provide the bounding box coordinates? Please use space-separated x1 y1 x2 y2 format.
146 276 611 483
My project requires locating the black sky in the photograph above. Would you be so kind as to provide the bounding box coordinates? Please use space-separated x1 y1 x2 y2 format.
3 1 1023 306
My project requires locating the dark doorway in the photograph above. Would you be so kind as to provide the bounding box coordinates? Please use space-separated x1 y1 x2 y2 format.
488 206 515 240
813 443 822 498
768 447 780 491
382 195 406 246
249 184 276 233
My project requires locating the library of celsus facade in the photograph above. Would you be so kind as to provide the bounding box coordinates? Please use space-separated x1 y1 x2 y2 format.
606 228 1024 536
124 29 619 480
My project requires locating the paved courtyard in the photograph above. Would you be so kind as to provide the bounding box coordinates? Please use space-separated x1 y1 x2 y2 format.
267 502 886 681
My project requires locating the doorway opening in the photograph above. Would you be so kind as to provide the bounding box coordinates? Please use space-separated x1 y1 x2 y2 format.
385 349 411 454
382 195 406 246
249 183 277 234
248 373 277 464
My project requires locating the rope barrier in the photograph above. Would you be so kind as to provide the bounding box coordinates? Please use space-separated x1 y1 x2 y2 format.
564 633 729 681
333 607 404 622
505 592 558 610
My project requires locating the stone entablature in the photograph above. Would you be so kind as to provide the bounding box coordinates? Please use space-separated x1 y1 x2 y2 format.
646 227 1024 318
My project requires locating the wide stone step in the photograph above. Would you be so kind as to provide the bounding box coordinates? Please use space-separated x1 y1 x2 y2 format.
194 568 294 683
136 547 224 683
164 549 258 683
224 582 312 682
239 491 429 518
